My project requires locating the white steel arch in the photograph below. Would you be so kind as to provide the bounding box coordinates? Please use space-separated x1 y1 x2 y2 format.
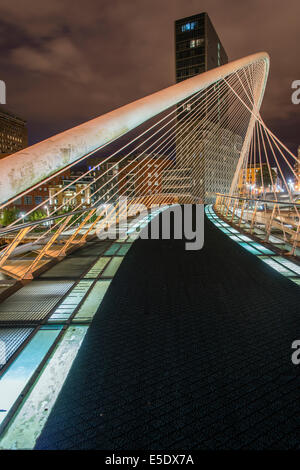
0 52 269 205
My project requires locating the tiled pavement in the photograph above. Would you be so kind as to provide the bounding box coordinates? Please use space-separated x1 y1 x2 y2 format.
36 210 300 449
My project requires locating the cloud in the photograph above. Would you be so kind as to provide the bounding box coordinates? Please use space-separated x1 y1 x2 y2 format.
0 0 299 151
10 37 94 84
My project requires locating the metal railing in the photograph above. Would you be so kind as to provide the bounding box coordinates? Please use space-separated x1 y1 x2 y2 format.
0 194 182 281
214 193 300 257
0 205 100 280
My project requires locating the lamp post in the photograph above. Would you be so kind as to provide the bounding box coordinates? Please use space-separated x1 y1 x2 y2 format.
44 205 50 227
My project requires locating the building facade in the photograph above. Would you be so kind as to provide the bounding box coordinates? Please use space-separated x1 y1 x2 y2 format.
173 13 241 203
175 12 228 83
118 154 169 199
0 106 28 159
86 153 172 207
48 172 93 211
10 171 71 216
294 146 300 192
238 163 281 195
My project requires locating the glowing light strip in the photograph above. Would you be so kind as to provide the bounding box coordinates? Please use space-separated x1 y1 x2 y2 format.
206 205 300 286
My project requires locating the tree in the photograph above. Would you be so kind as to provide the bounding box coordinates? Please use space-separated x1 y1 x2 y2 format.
256 165 277 189
28 209 47 222
58 205 79 224
0 207 18 226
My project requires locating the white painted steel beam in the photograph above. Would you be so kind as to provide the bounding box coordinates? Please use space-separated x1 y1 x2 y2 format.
0 52 269 205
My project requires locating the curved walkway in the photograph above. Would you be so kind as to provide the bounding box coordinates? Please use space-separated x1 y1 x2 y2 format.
36 211 300 450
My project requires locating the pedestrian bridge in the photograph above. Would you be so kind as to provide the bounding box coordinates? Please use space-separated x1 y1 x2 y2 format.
0 52 299 449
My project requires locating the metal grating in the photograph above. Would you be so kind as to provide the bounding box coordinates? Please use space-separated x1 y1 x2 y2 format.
104 244 121 256
0 327 34 370
74 241 111 256
116 243 132 256
101 257 124 278
84 257 110 279
40 257 97 278
73 280 111 323
0 280 74 323
48 280 93 323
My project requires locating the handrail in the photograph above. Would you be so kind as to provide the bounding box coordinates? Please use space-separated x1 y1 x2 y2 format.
0 194 187 236
216 193 300 208
0 207 92 236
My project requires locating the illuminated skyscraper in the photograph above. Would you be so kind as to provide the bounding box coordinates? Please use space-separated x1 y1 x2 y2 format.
175 12 228 83
171 13 240 203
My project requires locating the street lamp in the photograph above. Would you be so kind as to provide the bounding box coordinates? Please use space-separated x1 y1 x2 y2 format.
44 205 50 226
288 179 295 193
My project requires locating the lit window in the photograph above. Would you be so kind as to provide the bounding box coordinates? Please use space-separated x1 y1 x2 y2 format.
181 21 197 32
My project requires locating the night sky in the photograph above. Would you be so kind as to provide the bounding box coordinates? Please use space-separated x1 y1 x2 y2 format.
0 0 299 153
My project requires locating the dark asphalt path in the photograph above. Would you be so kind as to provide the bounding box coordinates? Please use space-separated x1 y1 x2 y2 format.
36 210 300 449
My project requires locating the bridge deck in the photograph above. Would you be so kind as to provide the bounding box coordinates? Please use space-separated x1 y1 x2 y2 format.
36 212 300 450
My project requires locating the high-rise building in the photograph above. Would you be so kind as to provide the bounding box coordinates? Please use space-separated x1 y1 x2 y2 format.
172 13 243 203
175 12 228 83
0 106 28 159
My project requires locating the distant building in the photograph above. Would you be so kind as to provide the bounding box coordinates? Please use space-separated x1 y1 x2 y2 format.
0 107 91 218
92 159 120 204
174 13 238 203
0 106 28 159
118 154 169 200
162 166 192 196
175 12 228 82
13 170 71 214
86 153 171 206
199 127 243 201
294 146 300 192
238 163 281 195
49 171 93 211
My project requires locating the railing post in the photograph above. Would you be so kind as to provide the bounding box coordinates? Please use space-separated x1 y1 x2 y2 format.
225 197 232 217
0 226 31 269
287 205 300 256
21 215 73 280
56 209 96 257
230 199 238 222
78 209 106 244
217 195 224 214
238 200 246 227
223 196 229 216
264 204 276 242
250 201 258 233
